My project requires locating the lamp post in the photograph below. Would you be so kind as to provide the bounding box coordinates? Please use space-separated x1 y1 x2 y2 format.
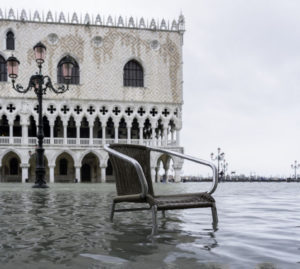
291 160 300 180
222 160 228 181
6 42 74 188
231 171 236 181
211 147 225 182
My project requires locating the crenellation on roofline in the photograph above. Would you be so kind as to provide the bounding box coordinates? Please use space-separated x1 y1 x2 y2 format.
0 8 185 33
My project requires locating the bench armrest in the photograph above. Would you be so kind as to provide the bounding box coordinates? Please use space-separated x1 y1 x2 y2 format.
148 146 218 194
104 145 149 198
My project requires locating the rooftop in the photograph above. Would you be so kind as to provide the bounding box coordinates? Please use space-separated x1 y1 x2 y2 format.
0 8 185 32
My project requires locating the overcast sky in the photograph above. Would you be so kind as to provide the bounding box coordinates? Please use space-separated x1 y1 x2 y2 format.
2 0 300 177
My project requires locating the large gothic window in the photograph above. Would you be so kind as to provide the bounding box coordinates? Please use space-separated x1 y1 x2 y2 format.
123 60 144 87
57 56 79 85
0 56 7 82
6 31 15 50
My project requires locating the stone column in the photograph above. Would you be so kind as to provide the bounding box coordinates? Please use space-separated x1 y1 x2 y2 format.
151 127 156 146
50 124 54 144
89 124 94 145
176 129 180 146
164 163 170 183
63 123 67 145
139 127 143 145
163 127 168 146
127 127 131 144
75 166 81 183
22 124 29 145
158 130 162 146
49 165 55 183
76 123 80 145
102 125 106 145
155 167 160 183
114 127 118 143
171 130 175 144
9 121 13 144
21 164 29 183
101 166 106 183
165 169 169 183
151 167 156 183
174 168 182 183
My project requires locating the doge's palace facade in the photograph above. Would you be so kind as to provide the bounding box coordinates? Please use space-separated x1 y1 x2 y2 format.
0 9 184 183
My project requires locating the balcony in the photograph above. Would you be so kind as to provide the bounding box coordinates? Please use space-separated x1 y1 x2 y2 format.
0 136 179 148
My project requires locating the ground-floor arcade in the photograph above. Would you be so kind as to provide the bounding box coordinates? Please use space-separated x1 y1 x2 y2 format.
0 147 183 183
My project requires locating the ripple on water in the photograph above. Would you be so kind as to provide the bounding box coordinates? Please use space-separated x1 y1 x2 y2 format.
0 183 299 269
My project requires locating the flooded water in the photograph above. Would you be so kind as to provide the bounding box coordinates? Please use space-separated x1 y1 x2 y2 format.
0 182 299 269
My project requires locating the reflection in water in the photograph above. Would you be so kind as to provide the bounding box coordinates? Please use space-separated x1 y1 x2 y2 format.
0 183 299 269
80 253 128 264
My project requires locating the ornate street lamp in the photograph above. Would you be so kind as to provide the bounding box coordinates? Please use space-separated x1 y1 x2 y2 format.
211 147 225 182
291 160 300 180
6 42 74 188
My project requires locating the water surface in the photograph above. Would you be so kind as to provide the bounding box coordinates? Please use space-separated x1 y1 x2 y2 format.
0 183 299 269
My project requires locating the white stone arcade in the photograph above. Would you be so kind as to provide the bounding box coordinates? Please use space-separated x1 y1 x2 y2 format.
0 99 184 183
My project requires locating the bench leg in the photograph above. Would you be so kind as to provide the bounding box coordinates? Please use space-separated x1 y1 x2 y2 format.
162 210 166 218
110 201 116 222
151 205 158 235
211 203 218 228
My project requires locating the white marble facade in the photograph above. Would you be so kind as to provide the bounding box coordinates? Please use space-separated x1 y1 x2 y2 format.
0 9 185 183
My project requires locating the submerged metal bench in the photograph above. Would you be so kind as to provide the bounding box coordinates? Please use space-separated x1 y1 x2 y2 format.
104 144 218 235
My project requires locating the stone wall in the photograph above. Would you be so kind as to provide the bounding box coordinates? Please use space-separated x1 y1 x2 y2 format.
0 13 184 105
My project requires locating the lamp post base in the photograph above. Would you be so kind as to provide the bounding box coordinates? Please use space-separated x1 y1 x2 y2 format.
32 183 49 188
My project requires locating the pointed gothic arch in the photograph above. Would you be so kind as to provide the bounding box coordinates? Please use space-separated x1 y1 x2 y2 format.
54 152 75 182
1 151 21 182
80 152 101 182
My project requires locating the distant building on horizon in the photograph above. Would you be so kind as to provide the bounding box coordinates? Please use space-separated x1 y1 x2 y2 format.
0 8 185 183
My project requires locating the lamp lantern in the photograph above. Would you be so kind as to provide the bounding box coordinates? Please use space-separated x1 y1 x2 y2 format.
33 42 46 65
6 56 20 79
